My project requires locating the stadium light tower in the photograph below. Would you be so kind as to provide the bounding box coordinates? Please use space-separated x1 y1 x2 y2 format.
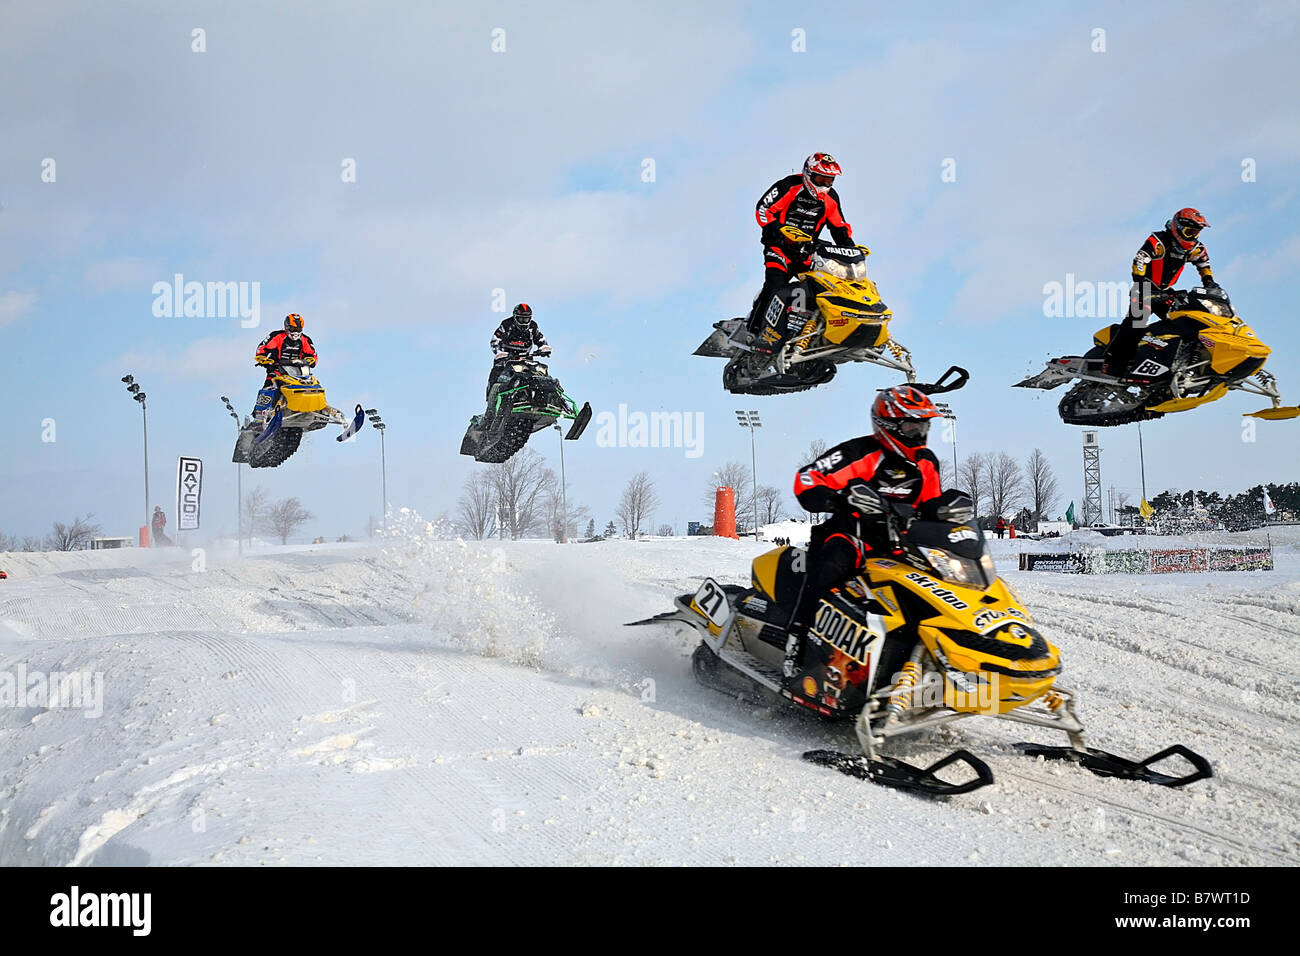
121 375 150 540
220 396 244 556
934 401 958 480
365 409 387 525
552 423 567 543
1082 430 1103 526
735 410 762 538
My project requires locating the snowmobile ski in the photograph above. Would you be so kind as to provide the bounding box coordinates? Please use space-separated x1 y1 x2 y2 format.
803 748 994 797
337 404 366 442
255 407 283 443
1014 742 1213 787
565 401 592 440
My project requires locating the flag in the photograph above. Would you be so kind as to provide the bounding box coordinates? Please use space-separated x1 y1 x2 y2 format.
1066 502 1076 525
176 456 203 531
1264 488 1276 515
1139 497 1153 520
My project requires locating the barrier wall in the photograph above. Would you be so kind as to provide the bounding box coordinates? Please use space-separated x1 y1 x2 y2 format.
1019 547 1273 574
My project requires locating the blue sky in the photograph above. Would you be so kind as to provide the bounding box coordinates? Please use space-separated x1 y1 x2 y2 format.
2 1 1298 541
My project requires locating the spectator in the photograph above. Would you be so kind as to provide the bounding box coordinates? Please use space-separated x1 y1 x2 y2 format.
995 516 1007 539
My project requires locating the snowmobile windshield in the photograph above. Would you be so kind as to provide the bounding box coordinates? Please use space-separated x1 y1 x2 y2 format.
907 520 997 590
812 247 868 280
1188 293 1233 318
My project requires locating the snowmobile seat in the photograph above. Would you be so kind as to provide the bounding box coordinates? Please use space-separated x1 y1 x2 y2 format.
750 546 805 609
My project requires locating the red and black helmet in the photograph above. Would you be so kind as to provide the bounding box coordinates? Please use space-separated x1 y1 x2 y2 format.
511 302 533 324
284 313 304 333
802 152 842 198
1167 208 1209 251
872 385 942 461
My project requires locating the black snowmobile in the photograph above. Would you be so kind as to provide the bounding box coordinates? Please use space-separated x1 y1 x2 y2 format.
461 354 591 464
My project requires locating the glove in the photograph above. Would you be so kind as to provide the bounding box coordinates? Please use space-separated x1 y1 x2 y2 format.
535 345 552 357
841 481 885 517
494 351 509 362
255 353 275 367
303 355 316 366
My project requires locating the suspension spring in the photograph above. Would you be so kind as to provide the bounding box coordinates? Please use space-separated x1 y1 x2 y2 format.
886 660 922 720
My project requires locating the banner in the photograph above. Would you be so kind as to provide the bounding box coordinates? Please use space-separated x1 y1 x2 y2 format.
1207 548 1273 571
1149 549 1207 573
1019 552 1086 573
176 456 203 531
1020 547 1272 574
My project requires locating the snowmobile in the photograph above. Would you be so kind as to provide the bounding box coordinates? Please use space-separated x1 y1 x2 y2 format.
1016 285 1298 426
231 365 365 469
694 228 915 395
460 353 591 464
629 497 1212 798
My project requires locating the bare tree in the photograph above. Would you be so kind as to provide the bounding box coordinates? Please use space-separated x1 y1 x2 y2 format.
755 485 786 525
703 460 752 531
616 471 660 538
45 513 102 551
0 531 17 552
1023 448 1060 523
544 482 591 543
243 485 270 546
656 523 674 537
799 439 829 469
987 452 1024 521
957 452 988 523
490 447 556 539
267 497 314 545
936 455 953 489
21 536 40 552
457 471 498 540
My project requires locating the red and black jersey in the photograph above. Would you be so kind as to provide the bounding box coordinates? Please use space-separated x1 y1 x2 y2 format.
490 317 548 356
256 331 317 366
1131 229 1213 291
756 175 853 248
794 435 942 516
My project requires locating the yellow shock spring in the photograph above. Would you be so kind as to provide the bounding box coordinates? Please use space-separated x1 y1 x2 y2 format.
886 338 908 359
1042 691 1064 711
886 660 922 719
794 317 818 352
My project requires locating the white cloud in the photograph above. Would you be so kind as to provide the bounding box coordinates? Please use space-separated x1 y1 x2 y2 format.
0 291 37 327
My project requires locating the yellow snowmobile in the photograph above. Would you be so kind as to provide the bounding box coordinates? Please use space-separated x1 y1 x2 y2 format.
695 226 915 395
629 495 1212 796
1016 285 1298 425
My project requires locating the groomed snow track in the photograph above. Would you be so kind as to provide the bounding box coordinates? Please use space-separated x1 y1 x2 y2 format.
1 522 1296 866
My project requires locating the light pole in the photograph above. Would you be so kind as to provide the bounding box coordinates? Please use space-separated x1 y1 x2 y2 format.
735 410 761 539
122 375 150 543
220 396 244 556
1137 421 1147 502
553 423 567 543
935 401 958 481
365 409 387 528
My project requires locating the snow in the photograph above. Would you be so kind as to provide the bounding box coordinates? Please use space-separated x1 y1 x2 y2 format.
1 519 1297 866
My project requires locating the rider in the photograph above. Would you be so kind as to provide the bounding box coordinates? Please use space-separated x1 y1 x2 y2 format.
487 303 551 400
747 152 857 353
783 384 953 681
1103 208 1220 377
252 313 317 419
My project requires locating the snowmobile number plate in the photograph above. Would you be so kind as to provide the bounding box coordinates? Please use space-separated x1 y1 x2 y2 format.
690 578 729 630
